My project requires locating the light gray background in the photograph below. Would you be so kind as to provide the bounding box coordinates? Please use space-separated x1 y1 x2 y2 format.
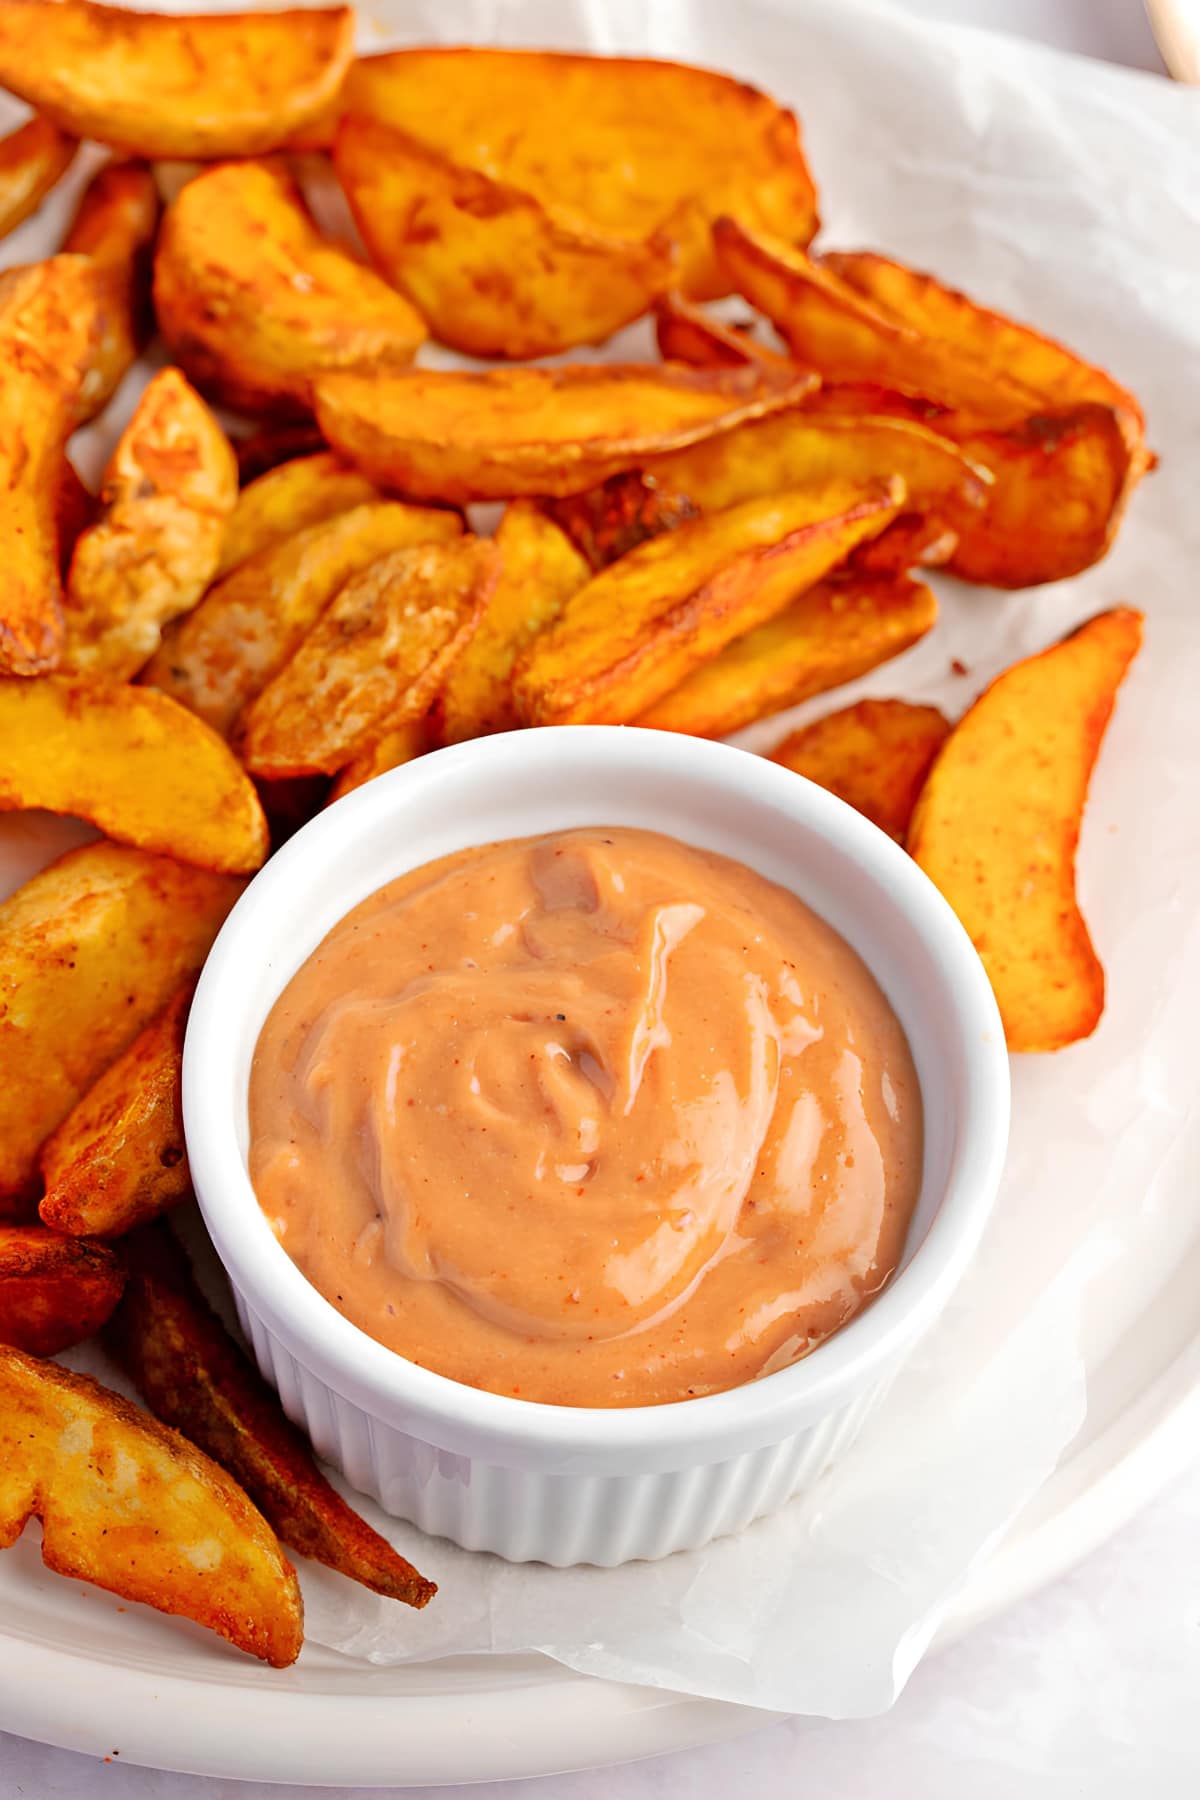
3 3 1196 1795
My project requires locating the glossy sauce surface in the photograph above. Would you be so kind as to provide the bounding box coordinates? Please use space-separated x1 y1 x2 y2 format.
249 827 922 1406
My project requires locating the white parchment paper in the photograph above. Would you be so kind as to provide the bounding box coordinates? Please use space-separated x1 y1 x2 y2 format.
30 0 1200 1722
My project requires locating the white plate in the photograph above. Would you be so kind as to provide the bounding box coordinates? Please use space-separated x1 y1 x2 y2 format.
3 0 1200 1782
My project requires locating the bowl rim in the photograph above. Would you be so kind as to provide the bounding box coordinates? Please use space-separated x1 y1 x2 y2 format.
186 726 1010 1464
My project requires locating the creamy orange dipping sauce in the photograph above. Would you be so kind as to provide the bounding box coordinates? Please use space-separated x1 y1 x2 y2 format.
249 827 922 1407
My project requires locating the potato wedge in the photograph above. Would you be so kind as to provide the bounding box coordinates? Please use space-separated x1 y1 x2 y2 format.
0 255 107 674
341 47 817 300
329 717 430 802
313 361 815 504
437 503 591 743
713 218 1037 426
61 158 160 424
947 405 1139 588
823 249 1147 448
217 452 382 580
0 1226 125 1355
770 698 951 840
238 538 497 778
143 500 463 736
643 407 990 525
908 608 1143 1052
0 842 242 1201
849 512 959 575
0 114 76 241
0 1346 303 1666
636 571 937 737
61 368 237 677
0 678 267 873
513 481 904 728
543 475 699 574
654 290 791 370
110 1224 436 1608
154 160 426 420
336 114 673 360
40 984 191 1240
0 0 353 160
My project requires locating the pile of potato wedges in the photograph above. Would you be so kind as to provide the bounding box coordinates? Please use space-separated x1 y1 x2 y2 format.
0 0 1149 1661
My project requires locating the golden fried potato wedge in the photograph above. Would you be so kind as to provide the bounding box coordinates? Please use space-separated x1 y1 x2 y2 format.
823 249 1147 448
0 255 107 674
144 500 463 736
329 716 430 802
437 503 591 743
40 984 191 1240
947 405 1139 588
637 571 937 737
0 678 267 873
543 475 699 573
514 481 903 728
336 114 673 360
0 0 353 160
644 407 990 526
61 158 160 423
849 512 959 575
342 48 816 300
313 361 815 504
713 218 1037 425
908 608 1143 1052
654 291 791 370
770 698 951 840
111 1224 436 1608
0 843 242 1201
0 1226 125 1355
238 538 497 778
217 453 382 580
61 368 237 677
155 160 426 419
0 114 76 240
0 1346 303 1666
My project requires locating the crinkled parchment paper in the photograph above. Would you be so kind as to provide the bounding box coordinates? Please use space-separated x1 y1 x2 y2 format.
58 0 1200 1720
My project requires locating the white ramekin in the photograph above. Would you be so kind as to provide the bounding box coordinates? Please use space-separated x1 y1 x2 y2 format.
186 726 1009 1566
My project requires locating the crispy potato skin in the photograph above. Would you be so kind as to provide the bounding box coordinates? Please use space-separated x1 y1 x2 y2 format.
40 984 191 1239
0 114 76 241
908 608 1144 1052
154 160 427 420
336 114 674 360
0 842 242 1202
342 49 817 299
237 538 498 778
143 500 463 737
543 475 699 573
218 453 381 580
514 482 904 727
109 1224 436 1608
0 255 107 674
313 361 816 504
436 503 591 743
0 677 268 873
0 1226 125 1355
53 457 96 574
713 218 1036 425
0 0 354 160
62 367 238 677
654 291 791 370
636 570 937 737
0 1346 303 1665
61 158 161 424
233 422 329 486
770 698 951 840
